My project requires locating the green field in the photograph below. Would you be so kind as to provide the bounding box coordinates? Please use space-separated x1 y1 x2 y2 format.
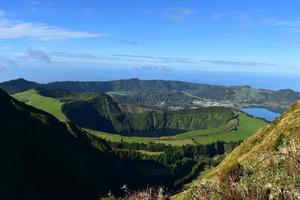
13 89 67 121
191 112 267 144
87 112 267 146
87 129 195 146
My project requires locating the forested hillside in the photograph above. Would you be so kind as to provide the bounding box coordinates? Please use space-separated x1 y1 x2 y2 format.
32 87 235 136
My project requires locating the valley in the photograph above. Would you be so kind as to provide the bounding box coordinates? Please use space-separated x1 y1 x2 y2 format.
11 87 267 146
0 77 293 199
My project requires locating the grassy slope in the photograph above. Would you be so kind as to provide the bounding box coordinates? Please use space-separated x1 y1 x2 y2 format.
173 101 300 200
208 102 300 177
13 89 67 121
192 112 267 145
86 129 195 146
87 112 266 146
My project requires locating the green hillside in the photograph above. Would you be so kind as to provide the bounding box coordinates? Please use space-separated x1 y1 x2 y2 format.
13 89 67 121
88 112 267 146
175 101 300 199
62 92 235 136
0 78 40 94
0 88 190 199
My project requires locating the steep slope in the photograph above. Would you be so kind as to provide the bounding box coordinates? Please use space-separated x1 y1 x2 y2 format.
0 89 173 200
179 101 300 199
61 94 235 136
12 88 236 137
29 87 235 136
209 101 300 176
12 89 67 121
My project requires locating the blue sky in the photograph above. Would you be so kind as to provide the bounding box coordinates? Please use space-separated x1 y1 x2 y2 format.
1 0 300 84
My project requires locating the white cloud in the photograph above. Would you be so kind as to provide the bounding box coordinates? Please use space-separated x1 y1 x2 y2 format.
24 48 52 62
0 10 106 40
138 65 172 72
201 59 278 66
268 20 300 33
162 8 194 20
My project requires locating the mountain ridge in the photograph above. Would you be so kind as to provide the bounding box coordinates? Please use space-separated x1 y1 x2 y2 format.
1 78 299 112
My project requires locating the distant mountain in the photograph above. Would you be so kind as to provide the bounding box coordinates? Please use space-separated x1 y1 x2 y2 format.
2 78 300 112
0 78 40 94
0 89 174 200
177 100 300 199
46 78 202 93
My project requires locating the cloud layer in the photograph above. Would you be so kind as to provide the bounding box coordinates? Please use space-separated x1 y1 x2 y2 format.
0 56 17 70
0 10 105 40
133 65 172 72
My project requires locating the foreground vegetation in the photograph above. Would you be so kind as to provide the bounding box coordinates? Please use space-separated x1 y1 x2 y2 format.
172 101 300 200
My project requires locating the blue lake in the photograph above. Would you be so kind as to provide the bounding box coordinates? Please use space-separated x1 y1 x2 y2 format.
241 108 280 121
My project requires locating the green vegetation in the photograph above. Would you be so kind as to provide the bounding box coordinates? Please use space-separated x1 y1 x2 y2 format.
87 129 195 146
1 88 174 199
45 78 299 112
19 87 234 137
63 97 235 136
109 140 240 190
192 112 267 145
12 88 266 147
87 112 267 146
4 88 227 200
136 150 163 156
3 78 292 200
176 102 300 200
13 89 67 121
0 78 40 94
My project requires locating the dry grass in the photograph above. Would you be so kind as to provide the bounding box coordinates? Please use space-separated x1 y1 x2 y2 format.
101 185 168 200
189 139 300 200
